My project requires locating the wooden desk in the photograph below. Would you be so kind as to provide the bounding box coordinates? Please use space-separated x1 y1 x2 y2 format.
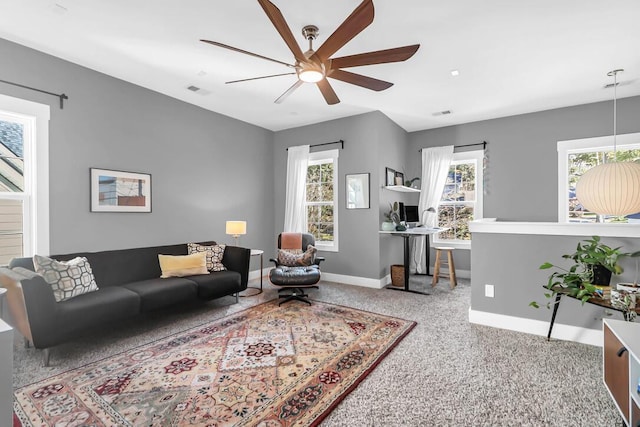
547 287 640 340
380 227 447 295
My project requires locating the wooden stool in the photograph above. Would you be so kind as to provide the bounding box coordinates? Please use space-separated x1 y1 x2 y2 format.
432 247 457 289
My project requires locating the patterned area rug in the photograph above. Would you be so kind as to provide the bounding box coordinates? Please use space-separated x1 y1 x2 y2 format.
14 300 415 426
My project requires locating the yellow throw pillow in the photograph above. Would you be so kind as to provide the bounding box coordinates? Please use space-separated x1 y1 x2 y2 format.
158 253 208 278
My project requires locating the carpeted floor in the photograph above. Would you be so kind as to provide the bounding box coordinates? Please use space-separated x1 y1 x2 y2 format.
13 276 621 426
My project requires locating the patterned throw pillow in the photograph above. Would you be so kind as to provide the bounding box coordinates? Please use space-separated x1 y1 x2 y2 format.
278 245 317 267
33 254 99 302
158 252 209 278
187 243 227 272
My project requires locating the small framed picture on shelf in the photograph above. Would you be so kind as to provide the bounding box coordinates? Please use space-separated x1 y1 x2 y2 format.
385 167 396 186
395 171 404 186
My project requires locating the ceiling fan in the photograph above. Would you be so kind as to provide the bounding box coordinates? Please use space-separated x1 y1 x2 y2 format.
201 0 420 105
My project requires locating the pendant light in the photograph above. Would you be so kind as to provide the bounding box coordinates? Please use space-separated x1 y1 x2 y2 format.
575 69 640 216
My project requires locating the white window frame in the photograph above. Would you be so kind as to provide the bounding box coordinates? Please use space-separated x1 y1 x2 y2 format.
306 149 339 252
0 94 50 257
433 150 484 250
557 132 640 223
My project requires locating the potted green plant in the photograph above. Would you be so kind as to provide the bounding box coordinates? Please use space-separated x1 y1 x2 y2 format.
530 236 628 309
382 202 401 231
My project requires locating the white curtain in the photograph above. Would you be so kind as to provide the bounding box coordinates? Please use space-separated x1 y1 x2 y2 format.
413 145 454 273
284 145 310 232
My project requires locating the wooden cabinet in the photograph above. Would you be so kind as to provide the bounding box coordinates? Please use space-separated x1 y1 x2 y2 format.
604 319 640 427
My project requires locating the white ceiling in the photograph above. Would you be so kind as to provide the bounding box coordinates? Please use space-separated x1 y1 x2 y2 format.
1 0 639 132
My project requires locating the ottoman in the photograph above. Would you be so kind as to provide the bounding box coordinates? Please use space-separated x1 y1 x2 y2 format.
268 265 321 305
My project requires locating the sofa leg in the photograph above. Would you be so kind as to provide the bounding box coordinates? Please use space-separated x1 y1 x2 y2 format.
235 292 239 303
24 337 30 348
43 348 51 367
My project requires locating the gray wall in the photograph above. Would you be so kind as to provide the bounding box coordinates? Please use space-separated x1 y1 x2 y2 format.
273 111 407 280
0 38 275 255
472 233 640 330
408 95 640 273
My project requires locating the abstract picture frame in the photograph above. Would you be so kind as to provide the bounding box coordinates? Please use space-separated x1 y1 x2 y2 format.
90 168 152 212
385 167 396 186
346 173 370 209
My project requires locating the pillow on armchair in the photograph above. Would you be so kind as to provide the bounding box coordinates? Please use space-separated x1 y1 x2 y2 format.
277 245 317 267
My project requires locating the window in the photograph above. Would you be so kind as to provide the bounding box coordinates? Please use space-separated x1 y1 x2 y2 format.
305 149 338 251
0 94 49 264
558 132 640 223
433 150 483 249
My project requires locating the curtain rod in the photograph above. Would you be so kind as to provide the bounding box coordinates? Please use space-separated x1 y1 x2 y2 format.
419 141 487 152
0 78 68 109
286 139 344 151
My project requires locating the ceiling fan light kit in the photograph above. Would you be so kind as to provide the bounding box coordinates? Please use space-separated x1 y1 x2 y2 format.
201 0 419 105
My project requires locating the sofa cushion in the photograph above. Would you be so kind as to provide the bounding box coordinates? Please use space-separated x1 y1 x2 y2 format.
187 271 242 299
158 253 208 278
187 243 227 272
51 244 189 287
123 278 198 312
50 287 140 347
33 255 99 302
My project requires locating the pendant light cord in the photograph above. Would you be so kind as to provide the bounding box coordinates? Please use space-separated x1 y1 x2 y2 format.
608 69 623 162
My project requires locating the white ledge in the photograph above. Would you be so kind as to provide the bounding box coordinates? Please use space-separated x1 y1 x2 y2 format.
469 218 640 238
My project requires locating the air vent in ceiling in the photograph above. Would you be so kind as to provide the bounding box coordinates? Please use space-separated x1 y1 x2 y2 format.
604 81 631 89
186 85 211 96
432 110 452 116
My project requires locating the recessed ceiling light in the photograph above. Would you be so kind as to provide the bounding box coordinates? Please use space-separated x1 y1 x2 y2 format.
450 70 460 77
187 85 200 92
432 110 452 116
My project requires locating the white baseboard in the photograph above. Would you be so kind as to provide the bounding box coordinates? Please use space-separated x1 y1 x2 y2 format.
468 308 602 347
250 268 470 289
321 272 386 289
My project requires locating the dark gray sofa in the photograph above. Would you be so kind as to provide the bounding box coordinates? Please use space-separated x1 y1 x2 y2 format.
5 241 250 365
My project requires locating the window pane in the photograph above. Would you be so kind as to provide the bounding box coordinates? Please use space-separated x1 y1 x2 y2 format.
568 149 640 223
438 205 474 240
307 164 320 183
0 198 23 264
320 183 333 201
307 205 320 223
443 163 475 202
306 183 320 202
320 163 333 183
0 119 25 192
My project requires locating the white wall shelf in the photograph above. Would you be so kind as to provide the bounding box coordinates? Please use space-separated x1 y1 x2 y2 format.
384 185 420 193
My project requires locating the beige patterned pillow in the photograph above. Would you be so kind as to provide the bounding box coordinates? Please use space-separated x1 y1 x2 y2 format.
33 254 99 302
187 243 227 272
278 245 317 267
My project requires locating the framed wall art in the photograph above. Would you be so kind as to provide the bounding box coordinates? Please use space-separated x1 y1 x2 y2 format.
346 173 370 209
90 168 152 212
385 167 396 186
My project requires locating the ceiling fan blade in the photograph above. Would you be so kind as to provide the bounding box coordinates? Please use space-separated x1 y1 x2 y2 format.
328 69 393 91
201 40 295 68
226 73 296 84
257 0 307 63
313 0 374 61
330 44 420 69
317 79 340 105
275 80 304 104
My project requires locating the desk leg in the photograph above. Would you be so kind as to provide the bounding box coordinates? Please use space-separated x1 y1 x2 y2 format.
388 235 429 295
425 234 430 276
403 235 410 291
547 293 562 341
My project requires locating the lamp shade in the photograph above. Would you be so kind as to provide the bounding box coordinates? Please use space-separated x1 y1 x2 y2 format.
225 221 247 236
575 162 640 216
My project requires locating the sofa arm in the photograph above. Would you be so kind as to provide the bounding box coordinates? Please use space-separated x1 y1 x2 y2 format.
222 246 251 289
5 267 59 349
